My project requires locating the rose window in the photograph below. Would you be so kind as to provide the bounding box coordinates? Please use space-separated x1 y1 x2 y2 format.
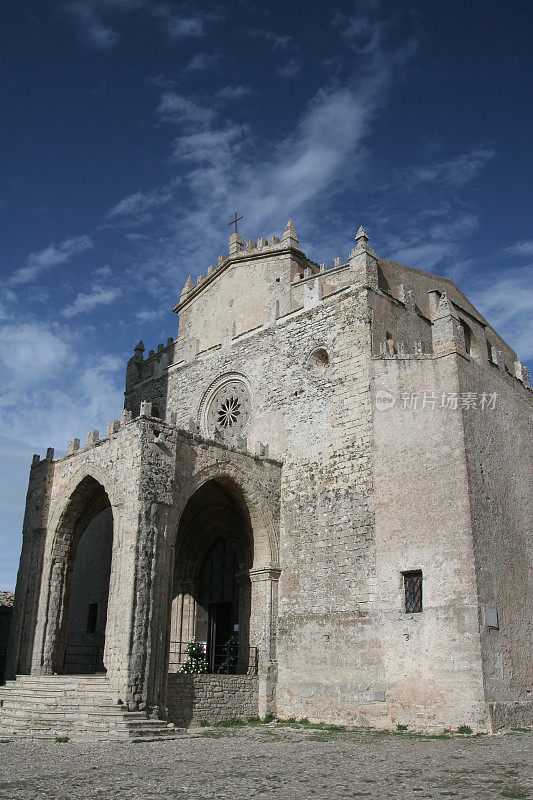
205 380 251 443
217 395 242 428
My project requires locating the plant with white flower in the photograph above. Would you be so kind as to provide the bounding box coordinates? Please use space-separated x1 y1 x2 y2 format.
178 641 208 674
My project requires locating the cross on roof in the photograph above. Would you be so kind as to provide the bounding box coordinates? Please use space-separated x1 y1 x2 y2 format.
228 211 243 234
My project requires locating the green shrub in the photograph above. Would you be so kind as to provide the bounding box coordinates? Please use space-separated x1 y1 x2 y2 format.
457 725 473 734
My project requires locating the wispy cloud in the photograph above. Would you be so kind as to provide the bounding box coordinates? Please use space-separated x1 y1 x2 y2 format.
65 0 204 49
251 29 292 50
62 286 122 317
469 266 533 361
156 92 214 125
408 149 495 188
504 240 533 257
107 187 172 225
93 265 112 278
0 322 73 384
184 53 218 72
10 235 94 285
135 308 166 322
135 12 419 292
0 320 124 448
216 85 252 100
64 0 146 49
278 58 302 78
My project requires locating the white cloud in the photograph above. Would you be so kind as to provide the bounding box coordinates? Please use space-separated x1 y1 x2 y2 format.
504 240 533 257
10 235 94 285
185 53 218 72
0 322 74 384
65 0 121 48
62 286 122 317
0 320 124 452
107 187 172 224
166 16 204 39
278 58 302 78
156 92 214 126
409 149 495 188
216 85 252 100
135 309 166 322
468 266 533 362
93 265 112 277
251 29 292 50
387 214 478 273
149 5 204 40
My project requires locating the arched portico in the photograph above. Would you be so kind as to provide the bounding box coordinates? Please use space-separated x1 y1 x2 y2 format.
161 454 281 718
34 475 120 677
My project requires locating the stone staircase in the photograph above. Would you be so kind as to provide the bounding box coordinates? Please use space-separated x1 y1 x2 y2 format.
0 675 180 741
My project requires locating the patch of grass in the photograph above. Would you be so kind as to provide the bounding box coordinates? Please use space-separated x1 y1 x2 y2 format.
397 723 408 731
501 792 529 799
456 725 473 734
212 718 247 728
55 736 69 743
0 739 12 744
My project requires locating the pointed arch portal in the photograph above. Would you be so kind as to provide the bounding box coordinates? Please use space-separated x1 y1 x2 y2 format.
170 479 254 674
41 476 114 674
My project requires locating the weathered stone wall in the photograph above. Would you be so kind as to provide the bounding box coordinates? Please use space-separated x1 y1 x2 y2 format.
167 674 259 726
148 278 382 725
457 356 532 724
371 353 488 730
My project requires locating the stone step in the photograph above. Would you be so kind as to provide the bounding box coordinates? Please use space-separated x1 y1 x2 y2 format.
0 691 117 703
0 715 171 731
0 704 136 718
0 715 172 734
0 676 177 740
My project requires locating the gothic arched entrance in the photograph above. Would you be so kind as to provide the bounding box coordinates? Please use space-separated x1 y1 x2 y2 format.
40 476 115 675
169 480 254 675
63 504 113 673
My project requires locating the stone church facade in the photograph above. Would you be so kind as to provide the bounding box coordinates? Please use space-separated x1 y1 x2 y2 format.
2 221 531 737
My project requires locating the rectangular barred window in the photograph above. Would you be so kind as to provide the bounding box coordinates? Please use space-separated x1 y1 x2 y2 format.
403 571 423 613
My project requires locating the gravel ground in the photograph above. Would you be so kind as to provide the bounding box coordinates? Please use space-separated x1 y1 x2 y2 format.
0 725 531 800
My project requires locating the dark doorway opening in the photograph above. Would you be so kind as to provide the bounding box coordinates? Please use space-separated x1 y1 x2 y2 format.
170 479 254 675
63 502 113 674
196 538 239 672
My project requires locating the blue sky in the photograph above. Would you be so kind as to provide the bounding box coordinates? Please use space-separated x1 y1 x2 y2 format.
1 0 532 589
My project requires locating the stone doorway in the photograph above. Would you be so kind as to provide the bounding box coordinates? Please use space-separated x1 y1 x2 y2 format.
169 480 253 676
63 505 113 674
38 476 115 676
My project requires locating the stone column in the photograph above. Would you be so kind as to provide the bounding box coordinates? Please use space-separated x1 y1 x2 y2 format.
248 567 281 718
169 580 199 670
126 500 173 715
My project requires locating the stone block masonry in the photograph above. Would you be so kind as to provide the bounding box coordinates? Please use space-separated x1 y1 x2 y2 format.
167 674 259 726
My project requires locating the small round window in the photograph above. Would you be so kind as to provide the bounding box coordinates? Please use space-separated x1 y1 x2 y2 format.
308 347 330 372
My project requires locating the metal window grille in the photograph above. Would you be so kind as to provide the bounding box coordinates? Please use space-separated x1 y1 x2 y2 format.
403 571 423 613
